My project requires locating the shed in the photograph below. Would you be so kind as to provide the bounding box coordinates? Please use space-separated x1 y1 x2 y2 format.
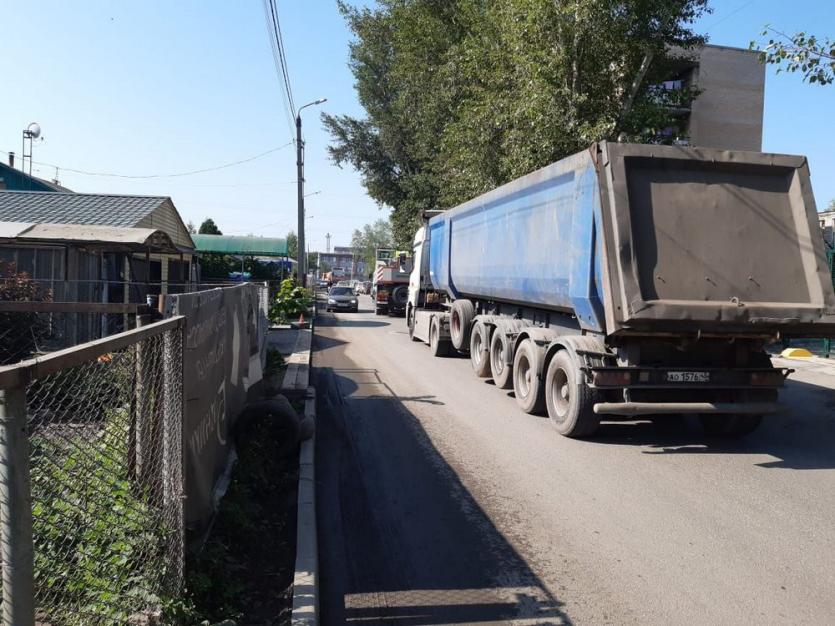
0 191 196 300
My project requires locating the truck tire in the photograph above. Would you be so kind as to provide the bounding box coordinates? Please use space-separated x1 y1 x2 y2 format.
429 316 450 357
699 414 763 438
392 285 408 306
699 387 773 438
544 349 600 437
513 339 546 414
699 356 773 438
407 307 420 341
450 299 475 351
489 329 514 389
470 320 492 377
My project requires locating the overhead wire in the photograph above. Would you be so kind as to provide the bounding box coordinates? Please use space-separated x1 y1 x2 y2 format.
2 142 293 179
261 0 296 141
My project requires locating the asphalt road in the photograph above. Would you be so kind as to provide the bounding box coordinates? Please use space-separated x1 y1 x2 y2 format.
314 295 835 625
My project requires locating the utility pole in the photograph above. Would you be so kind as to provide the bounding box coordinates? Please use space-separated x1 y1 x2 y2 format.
295 98 327 286
295 116 305 285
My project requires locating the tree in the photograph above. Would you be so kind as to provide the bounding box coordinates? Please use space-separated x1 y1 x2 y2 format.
286 230 298 260
324 0 709 246
186 221 197 234
351 218 393 271
751 27 835 85
198 218 222 235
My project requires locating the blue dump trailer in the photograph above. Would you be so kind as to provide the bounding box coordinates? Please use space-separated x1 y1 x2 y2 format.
406 142 835 438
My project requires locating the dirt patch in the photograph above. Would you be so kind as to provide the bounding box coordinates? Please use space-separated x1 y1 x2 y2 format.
173 408 299 625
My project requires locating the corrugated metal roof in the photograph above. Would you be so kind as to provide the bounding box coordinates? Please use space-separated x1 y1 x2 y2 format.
192 234 288 256
0 220 180 253
0 191 169 228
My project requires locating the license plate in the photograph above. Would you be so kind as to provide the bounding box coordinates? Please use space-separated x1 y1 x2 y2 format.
666 371 710 383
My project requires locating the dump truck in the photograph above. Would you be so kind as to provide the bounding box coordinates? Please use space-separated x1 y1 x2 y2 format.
406 142 835 438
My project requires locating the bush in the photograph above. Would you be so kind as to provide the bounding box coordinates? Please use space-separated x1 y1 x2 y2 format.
269 279 312 324
0 261 52 364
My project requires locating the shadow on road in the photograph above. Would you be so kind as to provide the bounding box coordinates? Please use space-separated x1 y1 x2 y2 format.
588 379 835 470
317 318 391 328
314 336 569 625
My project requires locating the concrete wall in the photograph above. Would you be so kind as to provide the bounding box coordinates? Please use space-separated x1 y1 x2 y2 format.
688 45 765 151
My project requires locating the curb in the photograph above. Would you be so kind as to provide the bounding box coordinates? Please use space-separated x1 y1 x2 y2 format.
291 387 318 626
289 315 318 626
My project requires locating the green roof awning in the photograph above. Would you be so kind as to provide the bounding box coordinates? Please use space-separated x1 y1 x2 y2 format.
191 234 288 257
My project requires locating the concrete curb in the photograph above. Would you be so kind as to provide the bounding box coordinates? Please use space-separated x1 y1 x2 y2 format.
291 387 318 626
289 312 318 626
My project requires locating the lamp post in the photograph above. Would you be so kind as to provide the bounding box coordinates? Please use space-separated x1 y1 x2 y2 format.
296 98 327 285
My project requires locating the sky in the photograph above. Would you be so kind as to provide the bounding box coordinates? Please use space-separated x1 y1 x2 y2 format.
0 0 834 253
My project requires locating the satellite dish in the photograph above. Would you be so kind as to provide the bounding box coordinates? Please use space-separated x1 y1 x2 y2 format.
26 123 41 139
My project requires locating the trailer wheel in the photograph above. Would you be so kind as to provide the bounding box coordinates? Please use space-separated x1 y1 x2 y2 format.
545 349 600 437
513 339 546 414
699 388 773 438
429 316 450 357
699 358 773 438
469 321 492 377
449 299 475 351
489 329 514 389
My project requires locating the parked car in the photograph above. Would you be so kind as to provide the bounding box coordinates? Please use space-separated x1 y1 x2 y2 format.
326 286 359 312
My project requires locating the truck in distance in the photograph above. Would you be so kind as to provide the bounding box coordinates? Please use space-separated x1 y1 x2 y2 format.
374 249 412 316
406 142 835 438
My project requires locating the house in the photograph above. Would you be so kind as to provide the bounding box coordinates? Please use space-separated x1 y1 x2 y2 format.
0 153 70 192
663 44 766 151
0 190 196 302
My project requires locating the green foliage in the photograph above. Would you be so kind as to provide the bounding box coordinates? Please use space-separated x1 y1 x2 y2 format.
286 230 298 260
324 0 709 246
351 218 393 272
270 279 313 324
0 261 52 364
30 399 169 625
178 404 299 624
751 27 835 85
198 218 222 235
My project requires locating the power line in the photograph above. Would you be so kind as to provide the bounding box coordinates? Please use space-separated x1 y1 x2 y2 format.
261 0 296 140
4 143 293 179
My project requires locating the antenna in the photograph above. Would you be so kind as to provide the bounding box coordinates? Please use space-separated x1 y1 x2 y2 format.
22 122 43 184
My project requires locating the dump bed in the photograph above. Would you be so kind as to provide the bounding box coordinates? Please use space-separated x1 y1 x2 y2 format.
598 142 835 336
427 142 835 337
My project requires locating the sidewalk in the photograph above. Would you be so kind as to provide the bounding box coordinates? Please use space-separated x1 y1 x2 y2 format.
773 354 835 383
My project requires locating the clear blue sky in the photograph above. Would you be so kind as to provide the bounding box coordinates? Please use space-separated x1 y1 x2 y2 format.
0 0 833 253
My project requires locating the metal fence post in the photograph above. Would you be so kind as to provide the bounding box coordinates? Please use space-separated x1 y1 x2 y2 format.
0 386 35 626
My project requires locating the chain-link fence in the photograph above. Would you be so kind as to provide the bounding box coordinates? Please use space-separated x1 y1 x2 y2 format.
0 316 185 626
0 310 138 366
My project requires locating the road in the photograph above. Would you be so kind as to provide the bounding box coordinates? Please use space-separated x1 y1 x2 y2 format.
314 295 835 625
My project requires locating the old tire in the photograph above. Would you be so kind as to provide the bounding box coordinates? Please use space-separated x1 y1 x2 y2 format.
489 329 514 389
545 349 600 438
470 320 492 377
449 299 475 352
513 339 546 414
429 316 450 357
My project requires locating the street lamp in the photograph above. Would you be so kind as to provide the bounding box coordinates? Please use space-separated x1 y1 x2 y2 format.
296 98 327 285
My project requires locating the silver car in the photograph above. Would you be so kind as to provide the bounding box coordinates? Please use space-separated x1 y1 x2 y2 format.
326 286 358 313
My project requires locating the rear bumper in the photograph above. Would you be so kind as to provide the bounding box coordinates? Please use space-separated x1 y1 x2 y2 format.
594 401 785 416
